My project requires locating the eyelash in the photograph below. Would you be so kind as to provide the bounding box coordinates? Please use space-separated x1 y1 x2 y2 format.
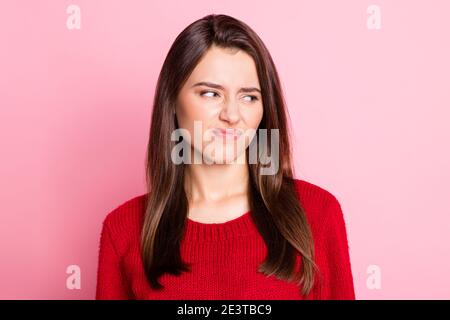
200 90 259 102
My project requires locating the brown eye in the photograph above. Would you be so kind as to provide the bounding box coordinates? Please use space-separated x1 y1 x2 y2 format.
201 90 220 98
243 95 258 102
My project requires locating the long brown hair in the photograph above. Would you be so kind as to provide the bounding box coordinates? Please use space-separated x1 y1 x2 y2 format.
141 13 318 296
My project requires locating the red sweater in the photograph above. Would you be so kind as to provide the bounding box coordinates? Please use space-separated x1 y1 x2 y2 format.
95 179 355 300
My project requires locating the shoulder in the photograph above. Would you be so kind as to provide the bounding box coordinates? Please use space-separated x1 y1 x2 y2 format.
292 178 340 209
291 178 343 233
101 193 148 250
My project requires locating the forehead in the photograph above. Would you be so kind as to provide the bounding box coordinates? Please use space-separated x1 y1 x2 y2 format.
186 45 260 88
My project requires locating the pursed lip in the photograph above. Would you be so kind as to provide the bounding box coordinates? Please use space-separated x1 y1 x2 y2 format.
212 128 243 138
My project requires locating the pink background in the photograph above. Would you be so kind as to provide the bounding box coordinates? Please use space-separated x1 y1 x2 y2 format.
1 1 449 299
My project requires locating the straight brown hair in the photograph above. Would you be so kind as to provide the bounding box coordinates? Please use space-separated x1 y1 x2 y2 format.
141 13 319 296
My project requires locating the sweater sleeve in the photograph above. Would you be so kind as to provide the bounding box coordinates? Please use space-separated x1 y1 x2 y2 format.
95 218 131 300
318 195 356 300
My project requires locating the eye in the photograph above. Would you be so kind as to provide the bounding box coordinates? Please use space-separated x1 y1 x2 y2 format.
242 95 259 102
200 90 220 98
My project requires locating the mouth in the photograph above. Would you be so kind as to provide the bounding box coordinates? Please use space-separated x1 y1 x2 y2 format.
212 128 243 140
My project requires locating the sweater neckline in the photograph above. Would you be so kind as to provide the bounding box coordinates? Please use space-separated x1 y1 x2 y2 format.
184 210 258 241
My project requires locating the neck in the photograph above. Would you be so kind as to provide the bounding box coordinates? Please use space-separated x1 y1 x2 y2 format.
184 162 249 204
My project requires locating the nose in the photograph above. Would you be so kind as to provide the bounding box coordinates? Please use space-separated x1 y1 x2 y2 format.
219 97 241 124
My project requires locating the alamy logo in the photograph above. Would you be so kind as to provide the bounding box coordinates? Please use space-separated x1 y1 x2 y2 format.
66 264 81 290
367 5 381 30
66 4 81 30
170 121 279 175
366 264 382 290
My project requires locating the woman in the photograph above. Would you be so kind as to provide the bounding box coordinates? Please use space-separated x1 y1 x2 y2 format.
96 13 355 300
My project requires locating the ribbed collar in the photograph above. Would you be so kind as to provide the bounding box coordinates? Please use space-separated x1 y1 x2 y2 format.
183 211 259 241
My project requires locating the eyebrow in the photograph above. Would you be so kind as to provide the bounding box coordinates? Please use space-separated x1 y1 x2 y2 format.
191 81 261 94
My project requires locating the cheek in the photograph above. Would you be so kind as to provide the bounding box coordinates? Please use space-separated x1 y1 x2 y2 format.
243 104 264 128
176 98 218 142
177 96 213 125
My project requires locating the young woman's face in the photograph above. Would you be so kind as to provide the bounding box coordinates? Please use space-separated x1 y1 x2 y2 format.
175 45 264 164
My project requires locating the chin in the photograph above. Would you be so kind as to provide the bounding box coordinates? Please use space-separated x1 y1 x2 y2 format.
203 151 246 165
